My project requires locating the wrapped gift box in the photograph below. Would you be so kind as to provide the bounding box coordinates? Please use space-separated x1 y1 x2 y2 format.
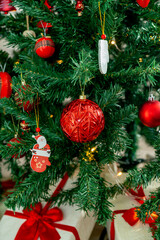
105 172 159 240
0 173 96 240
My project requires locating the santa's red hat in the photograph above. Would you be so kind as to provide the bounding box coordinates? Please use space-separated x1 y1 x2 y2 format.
32 135 42 140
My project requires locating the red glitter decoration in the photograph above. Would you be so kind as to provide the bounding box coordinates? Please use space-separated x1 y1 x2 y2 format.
35 37 55 58
7 137 25 159
60 99 105 143
0 0 16 14
136 0 150 8
75 0 84 16
139 100 160 127
0 72 12 98
20 120 30 132
15 85 34 113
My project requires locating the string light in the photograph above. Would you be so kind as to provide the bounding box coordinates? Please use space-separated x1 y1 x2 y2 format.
91 146 97 152
56 60 63 64
82 146 98 162
117 171 122 176
111 40 116 45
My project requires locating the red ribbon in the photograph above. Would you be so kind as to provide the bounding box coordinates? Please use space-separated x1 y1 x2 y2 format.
110 186 157 240
1 179 15 190
5 173 80 240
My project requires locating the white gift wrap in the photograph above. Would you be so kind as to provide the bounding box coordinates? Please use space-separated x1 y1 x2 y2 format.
98 39 109 74
106 179 160 240
0 177 96 240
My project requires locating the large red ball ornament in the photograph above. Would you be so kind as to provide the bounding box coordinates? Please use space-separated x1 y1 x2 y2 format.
15 85 34 113
60 98 105 143
139 100 160 127
35 37 55 58
7 137 25 159
0 72 12 98
0 0 16 14
136 0 150 8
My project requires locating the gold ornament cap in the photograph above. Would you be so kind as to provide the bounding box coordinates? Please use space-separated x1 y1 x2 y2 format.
79 94 86 100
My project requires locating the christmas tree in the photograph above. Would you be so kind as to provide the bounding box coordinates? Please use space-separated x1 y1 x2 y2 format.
0 0 160 239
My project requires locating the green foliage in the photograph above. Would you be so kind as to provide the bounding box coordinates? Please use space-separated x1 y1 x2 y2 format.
0 0 159 236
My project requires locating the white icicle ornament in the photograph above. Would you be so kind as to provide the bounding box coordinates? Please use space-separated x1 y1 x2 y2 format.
98 39 109 74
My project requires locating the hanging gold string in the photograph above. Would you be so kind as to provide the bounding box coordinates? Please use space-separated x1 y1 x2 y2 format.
35 93 40 135
98 2 106 35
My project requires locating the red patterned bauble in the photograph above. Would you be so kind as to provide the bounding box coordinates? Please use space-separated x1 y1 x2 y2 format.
0 72 12 98
136 0 150 8
7 137 25 159
15 85 34 113
75 0 84 16
35 36 55 58
60 97 105 143
139 100 160 127
0 0 16 14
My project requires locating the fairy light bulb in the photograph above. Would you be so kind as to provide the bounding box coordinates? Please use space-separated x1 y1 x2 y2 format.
91 146 97 152
117 171 122 176
111 40 116 45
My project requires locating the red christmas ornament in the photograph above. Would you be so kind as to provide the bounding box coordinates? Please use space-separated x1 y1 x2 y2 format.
15 85 34 113
30 135 51 173
60 97 105 143
7 137 25 159
75 0 84 16
139 100 160 127
0 0 16 14
35 36 55 58
136 0 150 8
0 72 12 98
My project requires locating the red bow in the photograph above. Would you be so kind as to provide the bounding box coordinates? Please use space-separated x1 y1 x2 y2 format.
110 186 158 240
5 173 80 240
5 204 63 240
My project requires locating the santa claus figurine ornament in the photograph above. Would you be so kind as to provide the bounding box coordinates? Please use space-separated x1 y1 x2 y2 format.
30 134 51 173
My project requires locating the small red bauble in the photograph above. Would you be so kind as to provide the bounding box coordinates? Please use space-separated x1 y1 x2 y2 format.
136 0 150 8
7 137 25 159
15 85 34 113
139 100 160 127
0 0 16 14
35 37 55 58
0 72 12 98
36 127 41 133
60 98 105 143
101 34 106 40
75 0 84 16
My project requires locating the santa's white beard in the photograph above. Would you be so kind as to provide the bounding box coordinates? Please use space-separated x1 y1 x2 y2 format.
37 137 47 149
